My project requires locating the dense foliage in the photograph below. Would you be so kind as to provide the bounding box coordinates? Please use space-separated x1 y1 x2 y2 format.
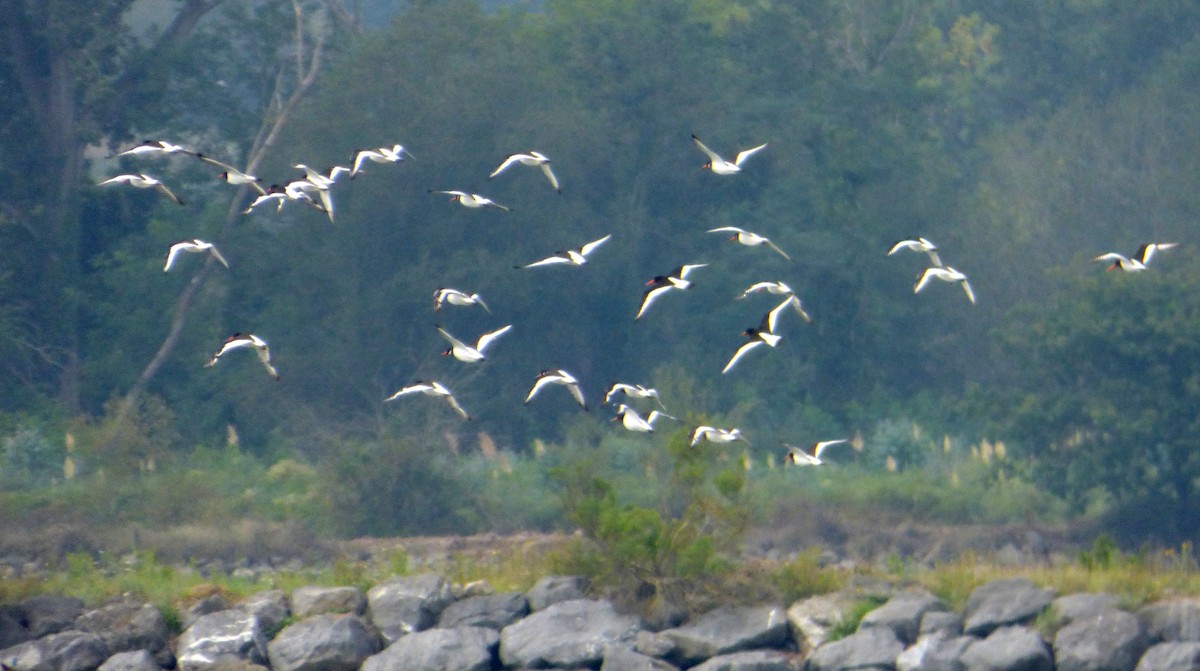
2 0 1200 546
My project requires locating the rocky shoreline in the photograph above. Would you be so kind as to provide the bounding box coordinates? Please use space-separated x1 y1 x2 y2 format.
3 568 1200 671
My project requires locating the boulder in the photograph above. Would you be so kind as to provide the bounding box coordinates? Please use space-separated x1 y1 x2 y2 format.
803 626 903 671
75 599 171 666
266 614 380 671
499 599 644 669
1051 594 1120 628
239 591 290 636
690 649 796 671
527 575 590 611
360 626 497 671
601 644 679 671
1 630 109 671
175 609 270 671
896 634 973 671
97 650 162 671
960 625 1052 671
182 595 230 630
1137 600 1200 643
366 574 453 643
21 595 85 638
437 592 529 629
963 579 1054 637
1053 610 1147 671
1135 641 1200 671
860 591 948 645
787 595 850 654
0 606 32 649
291 586 364 618
659 605 790 667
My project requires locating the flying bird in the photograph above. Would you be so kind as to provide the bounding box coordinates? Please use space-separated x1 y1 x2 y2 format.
436 324 512 363
604 382 668 410
612 404 675 432
736 282 811 322
914 266 976 304
783 439 849 466
433 288 491 313
111 139 195 158
517 234 612 268
489 151 561 193
635 263 707 319
887 237 944 267
430 190 510 211
707 226 792 261
722 298 795 374
205 333 279 380
1095 243 1179 272
690 426 747 446
384 380 470 420
164 239 229 272
351 144 412 178
525 369 588 410
691 134 768 175
97 173 184 206
195 154 267 195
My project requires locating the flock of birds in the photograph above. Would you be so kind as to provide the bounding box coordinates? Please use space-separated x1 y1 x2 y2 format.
97 132 1181 468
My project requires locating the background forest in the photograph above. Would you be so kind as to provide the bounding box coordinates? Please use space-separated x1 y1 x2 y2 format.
2 0 1200 553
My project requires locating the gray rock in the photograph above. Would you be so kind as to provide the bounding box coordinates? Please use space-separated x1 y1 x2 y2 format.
786 594 852 654
75 600 170 666
897 634 973 671
1137 601 1200 643
660 605 790 667
1052 594 1121 628
601 644 679 671
0 606 32 649
527 575 590 611
1054 610 1147 671
366 574 453 644
97 650 162 671
1135 641 1200 671
266 614 380 671
499 599 644 669
803 626 903 671
1 630 110 671
690 649 796 671
633 631 678 659
176 609 270 671
239 591 290 636
860 591 947 645
360 626 498 671
920 612 964 639
182 595 230 630
963 579 1054 637
960 626 1052 671
437 592 529 629
22 595 85 638
291 586 364 618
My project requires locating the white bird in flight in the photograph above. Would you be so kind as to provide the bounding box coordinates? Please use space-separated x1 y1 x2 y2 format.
604 382 668 410
195 154 267 195
489 151 561 193
525 369 588 410
612 404 675 432
914 266 976 304
636 263 707 320
690 426 747 446
722 297 796 374
433 288 490 313
384 380 470 420
707 226 792 261
887 237 944 267
736 282 811 322
517 234 612 268
351 144 412 178
111 139 195 158
430 190 510 212
1095 243 1178 272
205 333 279 381
784 439 849 466
691 134 768 175
97 173 184 206
164 239 229 272
436 324 513 363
